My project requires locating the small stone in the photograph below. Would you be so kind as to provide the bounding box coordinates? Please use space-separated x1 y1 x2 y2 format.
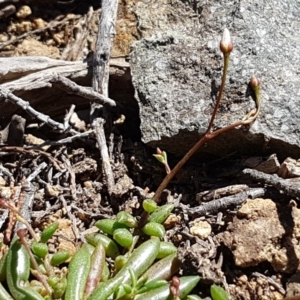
190 220 212 239
0 34 8 42
25 134 49 151
164 214 181 229
174 234 182 242
16 5 32 19
238 275 248 284
0 177 6 187
83 181 93 189
0 187 11 199
33 18 46 29
278 157 300 178
45 184 63 198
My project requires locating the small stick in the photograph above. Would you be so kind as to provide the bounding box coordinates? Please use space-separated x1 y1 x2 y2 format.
64 104 76 130
0 198 38 242
0 86 93 145
49 73 116 106
26 161 47 182
0 87 76 134
94 119 115 191
241 168 300 199
26 130 94 149
70 203 112 219
91 0 118 195
5 181 18 243
62 7 94 61
0 146 63 171
252 272 285 295
0 15 80 50
0 4 15 19
14 180 36 238
59 195 79 241
0 164 14 182
15 165 47 235
182 187 265 217
61 149 76 200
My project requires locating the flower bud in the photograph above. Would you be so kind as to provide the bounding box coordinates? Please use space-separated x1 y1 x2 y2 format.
156 147 163 155
220 28 233 54
17 228 27 238
0 199 8 208
250 76 260 89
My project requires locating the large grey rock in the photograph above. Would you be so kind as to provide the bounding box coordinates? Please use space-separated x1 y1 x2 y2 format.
130 0 300 159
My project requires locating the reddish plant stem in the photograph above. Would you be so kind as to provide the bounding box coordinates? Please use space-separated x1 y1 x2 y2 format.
152 114 258 203
152 55 229 203
18 230 52 295
206 54 229 134
152 56 260 203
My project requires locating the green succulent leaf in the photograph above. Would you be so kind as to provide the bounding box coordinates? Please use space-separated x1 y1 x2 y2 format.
162 151 167 163
116 212 138 228
86 233 120 259
115 255 128 272
185 295 203 300
53 277 67 299
142 222 166 238
153 154 166 164
113 228 133 249
148 204 174 224
50 251 71 266
137 279 168 294
95 219 128 235
157 242 177 259
31 242 48 259
142 199 157 213
210 284 230 300
40 222 59 243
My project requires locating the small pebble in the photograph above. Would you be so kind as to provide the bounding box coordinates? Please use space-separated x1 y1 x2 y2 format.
16 5 32 19
190 220 212 239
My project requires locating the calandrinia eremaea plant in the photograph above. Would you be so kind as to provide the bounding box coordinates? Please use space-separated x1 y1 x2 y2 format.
0 197 224 300
153 28 261 202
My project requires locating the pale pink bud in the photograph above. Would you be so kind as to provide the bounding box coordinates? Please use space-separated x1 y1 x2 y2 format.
220 28 233 54
17 228 27 238
250 76 260 89
156 147 163 155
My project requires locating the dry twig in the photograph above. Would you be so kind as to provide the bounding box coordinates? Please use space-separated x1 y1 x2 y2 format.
0 87 74 133
241 168 300 199
62 7 95 61
61 149 76 200
59 195 79 241
0 4 15 19
48 73 116 106
91 0 118 194
0 146 63 171
183 187 265 217
0 15 81 50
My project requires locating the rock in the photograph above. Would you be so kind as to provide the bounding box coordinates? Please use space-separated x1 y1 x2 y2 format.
190 219 212 239
278 157 300 179
111 174 134 198
45 184 63 198
131 0 300 159
286 273 300 298
217 198 300 273
73 158 97 175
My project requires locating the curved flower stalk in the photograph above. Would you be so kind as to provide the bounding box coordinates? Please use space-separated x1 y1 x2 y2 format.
152 28 261 202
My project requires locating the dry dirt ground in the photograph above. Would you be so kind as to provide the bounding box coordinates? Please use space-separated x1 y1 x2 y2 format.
1 1 300 300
